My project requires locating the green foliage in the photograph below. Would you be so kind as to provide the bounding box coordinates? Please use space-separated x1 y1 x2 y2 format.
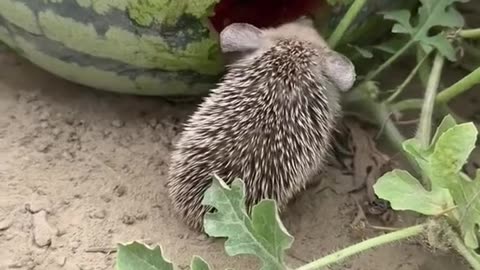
202 175 294 270
374 115 480 251
381 0 467 61
116 241 174 270
374 170 454 215
191 256 211 270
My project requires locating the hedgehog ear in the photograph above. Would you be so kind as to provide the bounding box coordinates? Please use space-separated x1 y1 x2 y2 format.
220 23 262 53
294 16 314 27
322 51 356 92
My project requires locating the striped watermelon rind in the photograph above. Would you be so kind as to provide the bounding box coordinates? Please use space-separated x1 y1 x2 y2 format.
0 0 411 96
0 0 222 96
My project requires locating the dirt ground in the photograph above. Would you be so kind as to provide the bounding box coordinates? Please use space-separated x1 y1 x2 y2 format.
0 48 473 270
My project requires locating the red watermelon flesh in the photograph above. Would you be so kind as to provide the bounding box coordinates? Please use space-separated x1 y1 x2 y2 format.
209 0 324 32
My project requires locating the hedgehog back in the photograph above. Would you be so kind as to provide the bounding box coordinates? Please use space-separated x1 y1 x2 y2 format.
167 39 339 231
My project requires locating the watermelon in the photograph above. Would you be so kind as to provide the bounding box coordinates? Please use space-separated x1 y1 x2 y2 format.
0 0 412 96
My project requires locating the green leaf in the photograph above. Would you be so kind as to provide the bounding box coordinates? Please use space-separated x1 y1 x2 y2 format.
430 114 457 148
202 175 294 270
403 138 430 171
348 44 373 58
374 169 454 215
429 120 479 248
428 121 480 248
372 36 411 55
429 123 478 188
452 172 480 248
379 119 480 250
402 115 462 172
382 0 467 60
116 241 174 270
191 256 211 270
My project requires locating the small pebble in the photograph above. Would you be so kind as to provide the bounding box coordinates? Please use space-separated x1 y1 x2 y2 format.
67 132 79 142
56 256 67 266
64 115 75 125
35 142 51 153
40 122 49 129
52 128 62 137
113 185 127 197
100 194 111 202
39 111 50 121
56 227 67 237
32 210 54 247
148 118 158 128
25 199 51 214
135 211 147 221
24 92 39 103
0 218 12 230
79 264 93 270
90 209 106 219
71 240 81 250
62 151 74 161
103 130 112 138
121 214 135 225
196 234 208 241
111 120 124 128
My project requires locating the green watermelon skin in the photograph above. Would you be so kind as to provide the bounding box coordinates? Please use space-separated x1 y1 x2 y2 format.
0 0 410 96
0 0 223 96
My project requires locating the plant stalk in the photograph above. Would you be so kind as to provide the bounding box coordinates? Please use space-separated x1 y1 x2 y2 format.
366 40 415 81
459 28 480 39
393 66 480 111
416 53 445 147
295 224 426 270
327 0 367 48
451 233 480 270
391 98 424 112
344 83 423 173
436 66 480 104
386 52 431 103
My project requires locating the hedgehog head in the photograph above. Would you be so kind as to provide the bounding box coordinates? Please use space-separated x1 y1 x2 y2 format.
219 17 356 92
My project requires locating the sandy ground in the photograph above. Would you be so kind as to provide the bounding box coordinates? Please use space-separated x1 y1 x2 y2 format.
0 49 472 270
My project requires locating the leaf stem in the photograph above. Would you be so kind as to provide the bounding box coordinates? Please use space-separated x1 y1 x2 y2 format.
391 98 423 112
295 224 426 270
386 52 431 103
392 66 480 111
327 0 367 48
459 28 480 39
451 233 480 270
416 53 445 147
344 83 406 153
436 66 480 104
365 40 415 81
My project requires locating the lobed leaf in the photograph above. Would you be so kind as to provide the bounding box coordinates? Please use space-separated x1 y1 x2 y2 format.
430 114 457 148
116 241 174 270
378 115 480 249
191 256 211 270
428 120 480 248
202 175 294 270
382 0 467 60
452 172 480 248
402 138 430 172
429 123 478 189
374 169 454 216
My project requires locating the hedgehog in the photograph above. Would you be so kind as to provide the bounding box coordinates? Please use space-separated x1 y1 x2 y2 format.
167 17 356 232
